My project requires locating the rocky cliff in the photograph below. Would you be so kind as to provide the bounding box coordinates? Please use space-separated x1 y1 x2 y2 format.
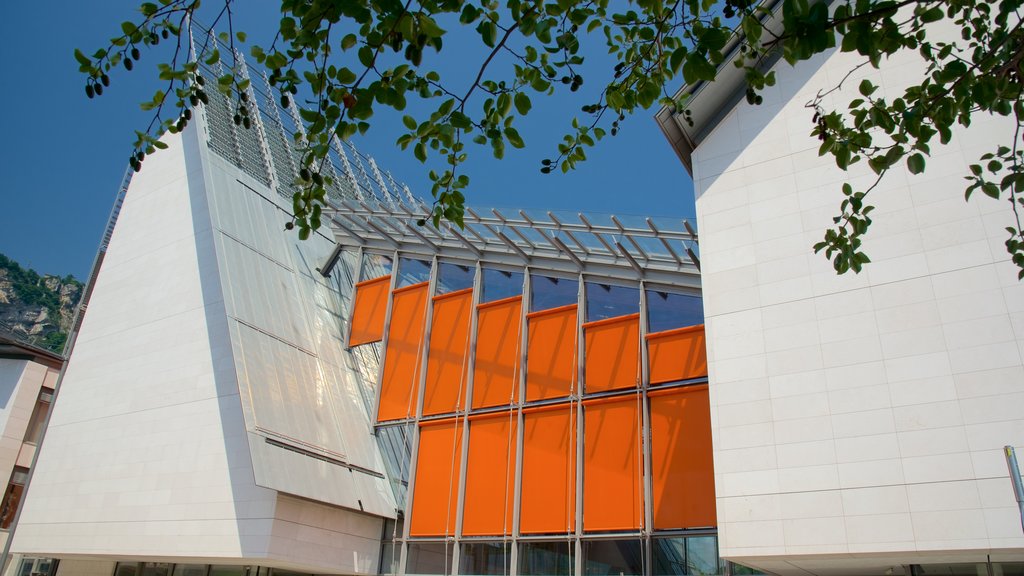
0 253 83 354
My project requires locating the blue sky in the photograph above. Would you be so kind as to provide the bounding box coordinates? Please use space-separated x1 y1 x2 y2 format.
0 1 695 281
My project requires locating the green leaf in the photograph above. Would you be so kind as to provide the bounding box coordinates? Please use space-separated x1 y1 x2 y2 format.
74 48 91 66
858 79 877 97
341 34 358 50
235 31 247 42
505 127 524 148
514 92 531 115
402 115 417 130
907 153 925 175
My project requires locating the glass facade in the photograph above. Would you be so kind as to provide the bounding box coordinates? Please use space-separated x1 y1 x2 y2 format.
348 256 712 575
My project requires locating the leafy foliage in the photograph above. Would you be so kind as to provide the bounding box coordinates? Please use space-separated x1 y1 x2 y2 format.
79 0 1024 276
0 253 83 353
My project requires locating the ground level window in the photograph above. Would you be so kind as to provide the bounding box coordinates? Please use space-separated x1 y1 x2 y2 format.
582 539 644 576
652 536 722 575
406 542 454 575
171 566 207 576
518 541 575 576
459 542 512 575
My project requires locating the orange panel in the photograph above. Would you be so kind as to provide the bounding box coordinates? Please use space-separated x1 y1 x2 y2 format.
473 296 522 409
583 396 643 531
378 282 429 422
650 385 716 529
462 412 518 536
423 288 473 416
647 325 708 385
583 314 640 393
410 418 464 536
526 304 578 401
348 275 391 346
520 404 576 534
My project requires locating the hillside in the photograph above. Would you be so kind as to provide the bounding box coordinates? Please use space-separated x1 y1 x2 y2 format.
0 253 83 354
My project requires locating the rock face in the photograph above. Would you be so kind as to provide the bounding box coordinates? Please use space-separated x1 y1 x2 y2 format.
0 253 83 354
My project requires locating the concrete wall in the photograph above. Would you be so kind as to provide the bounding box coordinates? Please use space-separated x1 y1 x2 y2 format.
691 23 1024 576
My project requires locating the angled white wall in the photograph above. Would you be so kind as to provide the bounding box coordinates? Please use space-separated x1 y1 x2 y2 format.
13 122 384 574
692 23 1024 576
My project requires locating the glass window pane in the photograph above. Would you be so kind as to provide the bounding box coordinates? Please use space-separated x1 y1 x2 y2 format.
114 564 139 576
140 564 172 576
361 253 393 279
406 542 453 575
436 262 474 294
686 536 720 575
171 565 207 576
518 541 575 576
586 283 639 322
17 559 33 576
396 258 431 288
531 275 577 312
208 566 245 576
583 539 644 576
646 291 703 333
652 538 686 575
379 542 398 575
585 537 638 573
459 542 512 576
481 268 524 303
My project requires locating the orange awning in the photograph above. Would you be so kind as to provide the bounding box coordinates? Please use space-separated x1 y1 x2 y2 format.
423 288 473 416
410 417 464 536
462 412 517 536
348 275 391 346
377 282 429 422
583 395 643 531
525 304 578 401
583 313 640 393
520 403 576 534
472 296 522 409
647 325 707 385
649 385 716 529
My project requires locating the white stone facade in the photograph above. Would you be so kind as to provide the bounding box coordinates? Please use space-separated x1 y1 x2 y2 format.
688 22 1024 576
12 124 386 574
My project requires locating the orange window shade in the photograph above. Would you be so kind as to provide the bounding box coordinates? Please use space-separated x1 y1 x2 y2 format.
520 404 576 534
423 288 474 416
650 385 716 529
647 325 708 385
462 412 518 536
473 296 522 409
583 313 640 393
525 304 578 402
410 418 464 536
378 282 429 422
583 396 643 531
348 275 391 346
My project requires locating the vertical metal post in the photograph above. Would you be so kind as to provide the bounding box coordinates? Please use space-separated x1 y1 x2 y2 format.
369 251 400 427
639 282 654 576
342 246 364 350
510 268 531 576
1006 445 1024 532
574 275 585 576
453 262 483 575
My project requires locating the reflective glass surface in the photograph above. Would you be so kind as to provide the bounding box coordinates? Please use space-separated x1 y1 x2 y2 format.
519 541 575 576
646 290 703 333
481 268 524 303
531 275 577 312
406 542 453 575
459 542 512 575
397 258 432 288
436 262 474 294
583 539 644 576
586 282 640 321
